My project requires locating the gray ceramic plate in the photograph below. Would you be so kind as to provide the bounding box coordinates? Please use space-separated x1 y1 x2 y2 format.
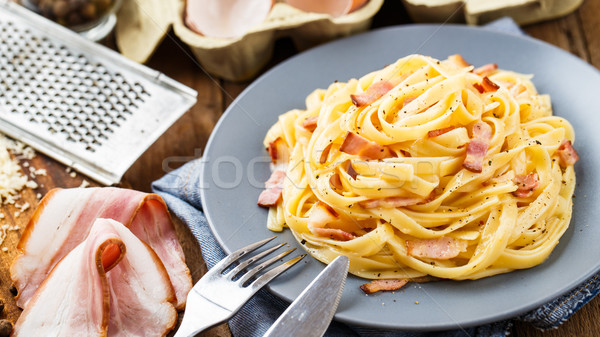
200 25 600 330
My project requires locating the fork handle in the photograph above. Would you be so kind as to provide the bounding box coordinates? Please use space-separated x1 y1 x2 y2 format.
173 295 233 337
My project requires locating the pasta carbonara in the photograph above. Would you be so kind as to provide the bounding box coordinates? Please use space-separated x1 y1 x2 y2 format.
257 54 579 284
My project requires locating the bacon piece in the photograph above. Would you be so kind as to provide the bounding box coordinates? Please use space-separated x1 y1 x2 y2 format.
311 228 355 241
350 81 394 107
473 63 498 76
406 237 468 260
428 126 456 138
557 139 579 167
267 137 289 165
329 173 344 191
341 160 358 179
463 121 492 173
359 196 425 209
302 116 318 132
10 188 192 310
319 143 333 164
448 54 471 68
472 82 484 94
339 132 393 160
513 173 539 198
360 279 408 294
13 219 176 337
257 170 286 207
481 76 500 92
307 202 354 241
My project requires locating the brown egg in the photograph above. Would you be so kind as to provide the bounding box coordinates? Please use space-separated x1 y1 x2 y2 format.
185 0 274 39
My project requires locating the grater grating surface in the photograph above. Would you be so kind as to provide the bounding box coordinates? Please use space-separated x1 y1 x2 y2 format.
0 0 197 185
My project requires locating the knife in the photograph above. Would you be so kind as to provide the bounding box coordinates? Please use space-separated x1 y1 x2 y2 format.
263 255 349 337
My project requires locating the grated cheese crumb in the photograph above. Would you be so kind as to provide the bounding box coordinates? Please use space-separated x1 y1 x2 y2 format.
80 180 90 188
70 171 77 178
2 247 7 252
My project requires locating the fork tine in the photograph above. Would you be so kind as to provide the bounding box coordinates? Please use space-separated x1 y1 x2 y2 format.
248 254 307 290
237 248 303 285
225 242 286 279
212 236 277 273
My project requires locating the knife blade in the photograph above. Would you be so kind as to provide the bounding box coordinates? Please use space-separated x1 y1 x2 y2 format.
263 255 349 337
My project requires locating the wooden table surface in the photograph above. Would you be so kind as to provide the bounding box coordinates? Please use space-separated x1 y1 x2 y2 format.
2 0 600 336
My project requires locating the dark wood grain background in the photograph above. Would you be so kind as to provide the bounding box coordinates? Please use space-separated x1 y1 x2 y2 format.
1 0 599 336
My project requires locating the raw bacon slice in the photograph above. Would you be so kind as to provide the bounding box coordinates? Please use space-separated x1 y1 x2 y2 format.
513 173 539 198
13 219 176 337
463 121 493 173
339 132 393 160
360 279 408 294
257 170 286 207
406 237 468 260
350 81 394 107
557 139 579 167
10 187 192 310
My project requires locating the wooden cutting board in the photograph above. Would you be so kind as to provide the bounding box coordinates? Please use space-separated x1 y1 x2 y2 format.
0 152 99 325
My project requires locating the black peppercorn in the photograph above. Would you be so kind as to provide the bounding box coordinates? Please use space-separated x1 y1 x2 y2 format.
0 320 12 337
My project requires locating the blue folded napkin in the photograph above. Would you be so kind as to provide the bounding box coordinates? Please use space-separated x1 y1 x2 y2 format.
152 18 599 336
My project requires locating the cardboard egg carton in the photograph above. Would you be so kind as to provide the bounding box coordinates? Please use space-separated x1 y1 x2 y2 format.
115 0 384 81
401 0 583 25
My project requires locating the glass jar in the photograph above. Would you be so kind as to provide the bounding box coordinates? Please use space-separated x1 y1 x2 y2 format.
20 0 123 41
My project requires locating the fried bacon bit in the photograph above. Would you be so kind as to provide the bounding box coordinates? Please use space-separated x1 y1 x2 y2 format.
359 196 425 209
406 237 467 260
472 82 484 94
510 83 527 96
308 202 354 241
557 139 579 167
341 160 358 179
311 228 355 241
428 126 456 138
319 143 332 164
339 132 393 160
463 121 492 173
329 173 343 191
481 77 500 92
512 173 539 198
360 279 408 294
267 137 289 164
448 54 471 68
473 63 498 76
257 170 285 207
308 202 338 228
302 116 318 132
350 81 394 107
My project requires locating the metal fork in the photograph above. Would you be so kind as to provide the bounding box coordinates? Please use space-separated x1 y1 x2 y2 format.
173 236 305 337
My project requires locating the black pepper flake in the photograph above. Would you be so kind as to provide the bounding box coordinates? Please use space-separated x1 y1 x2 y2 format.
300 239 307 245
9 285 17 297
377 188 381 191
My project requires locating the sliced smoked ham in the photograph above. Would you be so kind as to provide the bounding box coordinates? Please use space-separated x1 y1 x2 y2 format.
308 202 355 241
13 218 177 337
350 81 394 107
463 121 492 173
10 187 192 310
302 116 318 132
359 196 425 209
339 132 393 160
360 279 408 294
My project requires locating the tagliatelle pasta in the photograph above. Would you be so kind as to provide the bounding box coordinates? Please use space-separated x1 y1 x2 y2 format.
258 54 578 282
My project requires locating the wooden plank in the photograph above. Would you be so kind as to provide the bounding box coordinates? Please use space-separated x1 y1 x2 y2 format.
577 0 600 68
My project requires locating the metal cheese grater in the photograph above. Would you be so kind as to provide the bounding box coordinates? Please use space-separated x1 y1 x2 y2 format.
0 0 197 185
